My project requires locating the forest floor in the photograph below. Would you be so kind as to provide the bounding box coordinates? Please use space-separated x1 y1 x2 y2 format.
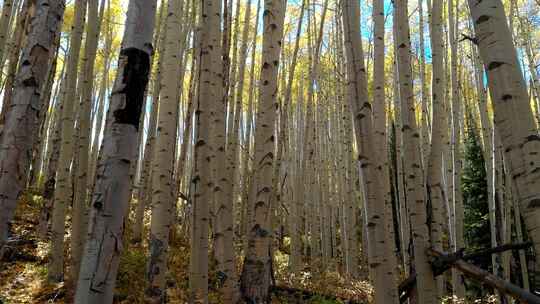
0 194 372 303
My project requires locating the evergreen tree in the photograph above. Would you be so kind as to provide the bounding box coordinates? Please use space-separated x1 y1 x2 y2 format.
461 126 491 296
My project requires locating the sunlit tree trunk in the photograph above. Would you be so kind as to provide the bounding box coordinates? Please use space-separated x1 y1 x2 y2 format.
468 0 540 292
71 0 102 283
145 0 183 301
240 0 285 301
89 6 113 183
213 0 240 302
48 0 87 282
418 0 430 168
394 0 438 301
448 0 465 297
342 0 398 302
240 0 260 252
426 0 448 296
74 0 156 302
372 0 400 287
132 2 166 243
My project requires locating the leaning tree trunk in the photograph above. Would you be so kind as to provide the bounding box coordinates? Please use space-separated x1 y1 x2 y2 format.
70 0 102 283
468 0 540 292
48 0 87 283
240 0 285 302
0 0 14 69
394 0 438 301
74 1 156 303
0 0 64 255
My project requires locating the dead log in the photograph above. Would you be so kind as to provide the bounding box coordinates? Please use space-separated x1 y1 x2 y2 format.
427 248 540 304
399 243 535 303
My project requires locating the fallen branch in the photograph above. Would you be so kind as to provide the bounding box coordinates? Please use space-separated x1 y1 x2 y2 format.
427 248 540 304
398 242 534 303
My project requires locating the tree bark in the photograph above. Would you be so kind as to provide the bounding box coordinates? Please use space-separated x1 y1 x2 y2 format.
394 0 438 301
0 0 64 255
342 1 399 302
240 0 285 302
74 0 156 302
145 0 183 301
48 0 87 283
468 0 540 292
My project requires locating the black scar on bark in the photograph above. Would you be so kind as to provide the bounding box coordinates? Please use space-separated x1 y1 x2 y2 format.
114 48 151 130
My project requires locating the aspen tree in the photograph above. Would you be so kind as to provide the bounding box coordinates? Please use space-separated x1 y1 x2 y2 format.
426 0 448 296
448 0 465 297
89 3 113 181
225 0 252 229
225 0 242 139
213 0 239 301
285 2 306 275
0 0 64 255
418 0 430 167
190 0 222 302
372 0 400 289
468 0 540 291
74 0 156 302
240 0 285 301
0 0 14 72
0 0 32 135
240 0 261 252
132 2 167 243
174 3 198 197
342 0 399 301
71 0 103 282
394 0 438 301
48 0 87 282
145 0 183 301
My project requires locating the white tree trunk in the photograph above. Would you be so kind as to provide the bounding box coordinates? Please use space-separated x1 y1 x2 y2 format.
394 0 438 301
74 1 156 302
145 0 183 301
48 0 87 282
468 0 540 292
240 0 285 301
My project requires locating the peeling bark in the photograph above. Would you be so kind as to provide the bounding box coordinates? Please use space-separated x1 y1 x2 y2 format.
74 1 156 303
0 0 64 256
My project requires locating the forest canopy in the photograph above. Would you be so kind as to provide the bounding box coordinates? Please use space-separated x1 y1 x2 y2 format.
0 0 540 303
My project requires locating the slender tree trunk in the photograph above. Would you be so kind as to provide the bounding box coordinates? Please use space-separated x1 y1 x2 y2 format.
342 1 399 302
70 0 102 283
189 0 222 302
0 0 64 255
418 0 430 168
0 0 33 135
74 1 156 302
426 0 448 296
394 0 438 301
145 0 183 301
240 0 285 301
372 0 400 290
0 0 14 67
240 0 261 255
48 0 87 282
